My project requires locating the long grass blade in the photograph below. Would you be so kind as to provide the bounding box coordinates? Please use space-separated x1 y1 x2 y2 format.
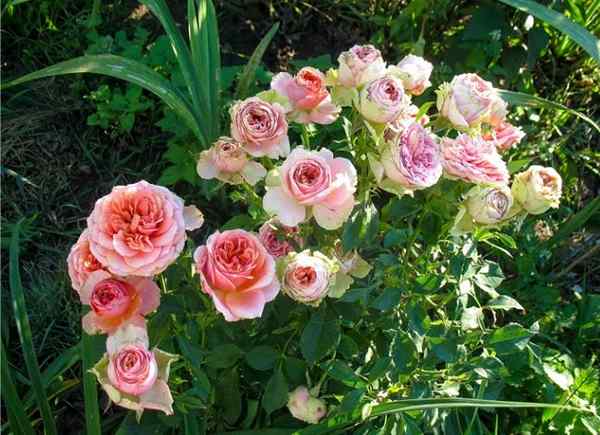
498 0 600 64
9 219 57 435
547 196 600 248
236 22 279 100
1 339 36 435
1 54 208 145
82 331 105 435
499 89 600 133
206 0 221 138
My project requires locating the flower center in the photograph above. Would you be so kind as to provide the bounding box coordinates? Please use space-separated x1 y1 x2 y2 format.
293 266 317 286
215 238 257 273
294 162 323 186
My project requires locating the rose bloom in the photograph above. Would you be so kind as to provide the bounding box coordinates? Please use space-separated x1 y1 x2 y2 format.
67 229 105 293
465 185 514 224
271 67 340 125
437 73 502 129
287 386 327 424
258 219 302 259
441 134 509 185
384 104 429 134
388 54 433 95
281 251 333 306
380 121 442 190
358 76 408 124
482 121 525 152
79 270 160 335
230 97 290 159
194 230 280 322
108 344 158 396
512 165 562 214
196 137 266 185
263 147 357 230
337 44 387 88
87 180 203 276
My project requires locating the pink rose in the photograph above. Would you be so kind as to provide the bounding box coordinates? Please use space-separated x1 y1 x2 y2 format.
441 134 509 185
67 229 105 293
358 76 408 124
230 97 290 158
258 219 302 259
193 230 280 322
281 251 334 306
389 54 433 95
488 97 508 127
437 73 499 129
87 181 202 276
287 386 327 424
482 121 525 152
271 67 340 125
263 148 357 230
79 270 160 335
196 137 267 185
108 344 158 396
337 45 387 88
380 121 442 190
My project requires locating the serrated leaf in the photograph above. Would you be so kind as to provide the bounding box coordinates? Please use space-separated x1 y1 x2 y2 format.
487 295 524 311
300 311 341 364
205 344 244 369
262 369 288 415
246 346 279 371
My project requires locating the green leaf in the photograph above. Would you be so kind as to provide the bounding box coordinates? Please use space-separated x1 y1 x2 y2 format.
246 345 279 371
486 295 524 311
9 220 57 435
498 90 600 133
321 360 367 389
220 367 242 425
205 344 244 369
236 23 279 99
1 339 35 435
82 331 104 435
391 331 417 374
487 323 532 355
498 0 600 64
262 369 288 415
370 288 402 311
368 357 392 383
547 197 600 248
300 311 341 364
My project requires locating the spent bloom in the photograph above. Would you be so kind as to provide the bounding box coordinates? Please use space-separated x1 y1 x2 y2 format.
279 250 338 306
86 180 203 276
230 97 290 158
337 44 387 88
196 137 266 185
271 67 340 125
194 230 280 322
388 54 433 95
263 147 357 230
287 386 327 424
512 165 562 214
482 121 525 152
67 229 105 293
465 185 514 224
358 76 408 124
258 219 302 259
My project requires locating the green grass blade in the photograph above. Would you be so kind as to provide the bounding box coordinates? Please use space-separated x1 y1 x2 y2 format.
1 54 208 145
9 219 57 435
1 339 36 435
498 89 600 133
498 0 600 64
236 22 279 100
547 196 600 248
82 331 105 435
206 0 221 138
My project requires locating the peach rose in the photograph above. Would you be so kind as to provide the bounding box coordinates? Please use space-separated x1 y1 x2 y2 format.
358 76 408 124
196 137 267 185
388 54 433 96
271 67 340 125
108 344 158 396
230 97 290 159
258 219 302 259
280 251 336 306
441 134 509 185
482 121 525 152
86 181 202 277
337 44 387 88
79 270 160 335
193 230 280 322
263 147 357 230
67 229 105 293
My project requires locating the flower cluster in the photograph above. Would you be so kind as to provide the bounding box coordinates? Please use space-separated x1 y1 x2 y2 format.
70 44 562 424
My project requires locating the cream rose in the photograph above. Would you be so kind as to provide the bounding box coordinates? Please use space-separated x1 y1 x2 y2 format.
512 165 562 214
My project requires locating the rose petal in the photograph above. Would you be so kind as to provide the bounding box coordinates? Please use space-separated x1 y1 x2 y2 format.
139 379 174 415
312 196 355 230
196 151 219 180
106 321 149 355
241 161 267 186
225 290 266 320
80 270 112 305
183 205 204 231
82 311 101 335
263 187 306 227
128 277 161 315
271 72 294 99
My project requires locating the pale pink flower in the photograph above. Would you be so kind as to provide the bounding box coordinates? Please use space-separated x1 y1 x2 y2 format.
79 270 160 335
193 230 280 322
230 97 290 158
271 67 340 124
482 121 525 152
388 54 433 95
196 137 266 185
358 76 408 124
337 44 387 88
108 345 158 396
287 386 327 424
86 181 202 276
258 219 302 258
441 134 509 185
67 229 106 293
281 251 335 306
263 147 357 230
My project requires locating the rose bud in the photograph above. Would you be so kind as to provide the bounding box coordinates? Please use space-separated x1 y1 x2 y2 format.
230 97 290 159
337 44 387 88
91 323 178 418
79 270 160 335
194 230 280 321
258 219 302 259
388 54 433 96
196 137 267 186
287 386 327 424
465 185 514 224
67 229 106 294
271 67 340 125
279 250 338 306
86 180 203 276
358 76 408 124
436 73 501 129
482 121 525 152
263 147 357 230
441 134 509 185
511 165 562 214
